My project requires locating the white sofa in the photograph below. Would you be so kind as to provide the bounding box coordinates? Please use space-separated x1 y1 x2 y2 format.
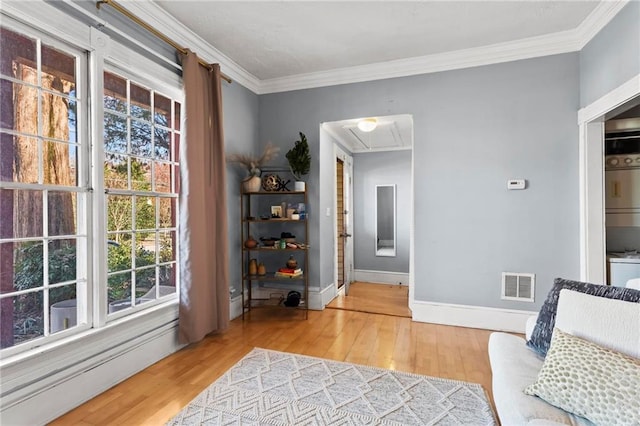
488 284 640 426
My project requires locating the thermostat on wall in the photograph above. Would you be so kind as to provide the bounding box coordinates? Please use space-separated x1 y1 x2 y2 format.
507 179 526 190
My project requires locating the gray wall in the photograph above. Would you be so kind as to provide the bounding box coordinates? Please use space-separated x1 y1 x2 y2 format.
260 52 580 311
223 81 260 296
353 151 411 273
579 1 640 107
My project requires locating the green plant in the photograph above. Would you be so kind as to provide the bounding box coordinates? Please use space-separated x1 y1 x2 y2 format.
285 132 311 180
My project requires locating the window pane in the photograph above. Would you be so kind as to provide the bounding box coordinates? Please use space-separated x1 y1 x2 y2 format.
1 189 43 238
48 239 76 284
7 291 44 348
159 231 176 262
107 195 132 232
131 158 151 191
131 120 151 158
1 28 36 81
174 102 181 131
159 264 176 289
135 266 155 298
135 242 156 269
42 93 74 144
1 241 43 293
154 93 171 128
108 271 131 306
154 127 170 160
43 141 77 186
155 162 171 193
159 197 176 228
104 72 127 113
49 284 77 334
41 43 76 94
12 82 39 136
48 191 76 236
108 237 132 273
135 196 155 231
173 132 180 163
130 83 150 120
12 134 40 183
104 156 129 190
104 112 128 154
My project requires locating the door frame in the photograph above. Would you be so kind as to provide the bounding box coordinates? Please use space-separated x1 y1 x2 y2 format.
334 144 354 295
578 74 640 283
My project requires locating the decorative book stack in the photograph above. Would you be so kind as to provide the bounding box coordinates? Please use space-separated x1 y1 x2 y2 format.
275 267 303 278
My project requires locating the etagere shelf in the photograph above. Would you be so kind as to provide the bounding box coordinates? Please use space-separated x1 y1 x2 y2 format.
240 186 309 319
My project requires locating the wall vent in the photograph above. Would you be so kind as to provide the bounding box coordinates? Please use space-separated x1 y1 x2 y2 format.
501 272 535 302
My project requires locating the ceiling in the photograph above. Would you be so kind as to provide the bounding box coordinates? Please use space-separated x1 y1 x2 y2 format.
153 0 603 83
322 115 413 153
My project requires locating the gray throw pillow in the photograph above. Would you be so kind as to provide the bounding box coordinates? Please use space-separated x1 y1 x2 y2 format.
526 278 640 357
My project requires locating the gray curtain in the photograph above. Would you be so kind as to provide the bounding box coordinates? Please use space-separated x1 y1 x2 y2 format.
179 51 229 344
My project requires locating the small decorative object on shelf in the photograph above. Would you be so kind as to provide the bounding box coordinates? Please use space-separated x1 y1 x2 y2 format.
248 258 258 275
286 132 311 192
286 255 298 269
258 262 266 276
261 174 281 191
244 236 257 249
227 142 279 193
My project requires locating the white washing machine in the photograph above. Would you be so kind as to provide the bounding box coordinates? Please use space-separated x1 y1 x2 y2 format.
609 256 640 287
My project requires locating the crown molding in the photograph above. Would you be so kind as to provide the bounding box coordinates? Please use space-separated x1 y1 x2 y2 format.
124 0 627 95
575 0 630 49
258 30 581 94
122 0 261 93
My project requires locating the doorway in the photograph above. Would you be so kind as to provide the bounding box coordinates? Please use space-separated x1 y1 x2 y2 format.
580 77 640 284
323 114 413 314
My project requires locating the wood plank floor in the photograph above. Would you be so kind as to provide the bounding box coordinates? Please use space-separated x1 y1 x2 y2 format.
326 282 411 317
51 308 496 425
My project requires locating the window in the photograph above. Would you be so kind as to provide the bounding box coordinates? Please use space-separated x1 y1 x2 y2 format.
103 70 179 316
0 27 87 349
0 23 181 353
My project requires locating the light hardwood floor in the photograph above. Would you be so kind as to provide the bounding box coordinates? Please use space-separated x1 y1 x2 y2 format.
51 308 496 425
326 282 411 317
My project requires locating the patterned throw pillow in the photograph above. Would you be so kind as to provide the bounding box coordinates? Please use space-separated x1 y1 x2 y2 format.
525 329 640 425
527 278 640 356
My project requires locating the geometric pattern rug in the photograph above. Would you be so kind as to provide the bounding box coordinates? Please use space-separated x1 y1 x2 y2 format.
167 348 496 425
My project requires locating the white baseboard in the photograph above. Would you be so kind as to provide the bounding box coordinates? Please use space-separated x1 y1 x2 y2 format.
354 269 409 285
411 300 537 333
230 295 243 320
309 284 336 310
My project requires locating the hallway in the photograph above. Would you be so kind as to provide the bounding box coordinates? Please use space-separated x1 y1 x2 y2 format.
327 282 411 317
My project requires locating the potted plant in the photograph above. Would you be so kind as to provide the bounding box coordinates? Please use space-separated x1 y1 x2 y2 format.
286 132 311 191
227 143 279 192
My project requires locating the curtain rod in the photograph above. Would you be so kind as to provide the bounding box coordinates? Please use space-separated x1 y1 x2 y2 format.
96 0 232 84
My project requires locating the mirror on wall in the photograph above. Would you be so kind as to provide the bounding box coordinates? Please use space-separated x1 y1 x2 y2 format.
375 184 396 257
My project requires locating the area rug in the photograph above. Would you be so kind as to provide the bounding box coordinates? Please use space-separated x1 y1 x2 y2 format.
167 348 496 425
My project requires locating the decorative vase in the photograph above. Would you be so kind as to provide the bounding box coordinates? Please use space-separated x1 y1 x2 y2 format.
244 236 257 249
258 262 266 275
286 255 298 269
248 258 258 276
243 176 261 193
294 181 305 192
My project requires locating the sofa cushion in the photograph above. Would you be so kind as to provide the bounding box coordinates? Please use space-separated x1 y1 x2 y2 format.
525 329 640 425
555 289 640 358
488 333 593 426
527 278 640 357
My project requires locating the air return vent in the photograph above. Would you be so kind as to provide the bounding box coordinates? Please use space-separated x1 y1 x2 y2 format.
501 272 535 302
